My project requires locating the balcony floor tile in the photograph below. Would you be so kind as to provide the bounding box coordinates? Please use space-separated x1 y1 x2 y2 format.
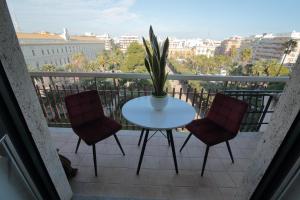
50 127 261 200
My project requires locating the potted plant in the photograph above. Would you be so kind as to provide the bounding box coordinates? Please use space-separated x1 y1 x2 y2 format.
143 26 169 110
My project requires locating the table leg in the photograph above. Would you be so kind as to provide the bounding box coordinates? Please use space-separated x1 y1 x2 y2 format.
136 129 149 175
138 128 145 146
167 129 179 174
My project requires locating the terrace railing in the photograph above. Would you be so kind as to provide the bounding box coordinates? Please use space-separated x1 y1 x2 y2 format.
30 72 289 132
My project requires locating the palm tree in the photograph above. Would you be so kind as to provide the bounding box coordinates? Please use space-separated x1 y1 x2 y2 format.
277 39 297 76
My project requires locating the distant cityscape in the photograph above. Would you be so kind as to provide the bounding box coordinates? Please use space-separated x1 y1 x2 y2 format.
17 28 300 70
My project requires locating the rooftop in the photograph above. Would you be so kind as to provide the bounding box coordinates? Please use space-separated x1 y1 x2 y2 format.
16 32 105 43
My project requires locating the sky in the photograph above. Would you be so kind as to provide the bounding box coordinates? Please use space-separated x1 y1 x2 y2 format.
6 0 300 40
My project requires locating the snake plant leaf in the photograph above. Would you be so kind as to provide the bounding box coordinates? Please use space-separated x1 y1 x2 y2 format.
143 26 169 96
160 38 169 79
144 57 151 74
143 37 152 65
149 26 160 58
161 37 169 61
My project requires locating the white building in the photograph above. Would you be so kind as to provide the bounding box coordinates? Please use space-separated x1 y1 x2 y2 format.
168 38 193 58
118 35 139 53
96 33 114 51
17 28 105 69
169 38 186 49
169 38 221 58
252 31 300 66
194 39 221 57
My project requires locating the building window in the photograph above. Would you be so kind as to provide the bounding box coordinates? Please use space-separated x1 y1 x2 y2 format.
59 59 62 65
61 48 64 53
67 57 70 63
41 49 44 55
36 62 39 68
52 49 55 54
47 49 50 54
57 49 59 53
65 47 68 52
32 49 35 56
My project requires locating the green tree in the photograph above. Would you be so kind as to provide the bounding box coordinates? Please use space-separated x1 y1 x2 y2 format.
121 42 145 72
276 39 297 76
240 48 252 64
42 64 56 72
83 61 102 72
66 53 88 72
41 64 56 87
108 48 124 71
252 60 289 76
27 65 39 72
97 54 108 71
229 46 238 59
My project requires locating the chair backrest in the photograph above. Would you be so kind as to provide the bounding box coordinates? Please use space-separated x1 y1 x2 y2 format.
207 93 248 134
65 90 104 127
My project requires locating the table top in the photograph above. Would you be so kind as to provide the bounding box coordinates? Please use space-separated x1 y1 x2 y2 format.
122 96 196 129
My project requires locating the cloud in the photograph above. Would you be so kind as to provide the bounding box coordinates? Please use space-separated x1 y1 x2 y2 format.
99 0 138 23
8 0 138 32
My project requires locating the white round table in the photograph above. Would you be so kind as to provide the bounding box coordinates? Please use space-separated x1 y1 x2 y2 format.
122 96 196 174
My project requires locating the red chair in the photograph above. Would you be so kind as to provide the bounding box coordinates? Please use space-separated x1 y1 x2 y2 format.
65 90 125 176
180 93 248 176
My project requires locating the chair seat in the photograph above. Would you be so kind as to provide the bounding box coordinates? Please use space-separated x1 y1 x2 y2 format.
74 117 122 145
186 118 235 146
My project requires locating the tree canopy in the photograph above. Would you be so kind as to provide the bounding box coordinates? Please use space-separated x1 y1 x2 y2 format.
121 42 146 73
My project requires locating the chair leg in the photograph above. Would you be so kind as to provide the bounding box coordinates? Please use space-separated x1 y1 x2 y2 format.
138 128 145 146
226 141 234 163
201 145 210 177
75 138 81 154
92 144 98 176
114 134 125 156
179 133 192 152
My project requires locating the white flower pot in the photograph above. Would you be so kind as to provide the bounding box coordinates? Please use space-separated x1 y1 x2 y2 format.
150 95 168 111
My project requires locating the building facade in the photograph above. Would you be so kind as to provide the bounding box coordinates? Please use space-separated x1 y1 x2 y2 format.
252 31 300 66
168 38 191 58
194 39 221 57
96 33 113 51
216 36 242 56
17 29 105 69
118 35 139 53
169 38 221 58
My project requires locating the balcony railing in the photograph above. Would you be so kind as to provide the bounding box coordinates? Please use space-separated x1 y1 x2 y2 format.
30 72 289 132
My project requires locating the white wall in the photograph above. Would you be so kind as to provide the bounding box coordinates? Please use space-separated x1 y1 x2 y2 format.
20 42 104 69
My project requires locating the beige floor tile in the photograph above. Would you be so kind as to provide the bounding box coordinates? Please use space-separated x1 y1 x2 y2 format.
50 129 261 199
211 171 236 188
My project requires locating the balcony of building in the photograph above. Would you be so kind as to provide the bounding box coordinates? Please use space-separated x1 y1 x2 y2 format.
29 72 288 199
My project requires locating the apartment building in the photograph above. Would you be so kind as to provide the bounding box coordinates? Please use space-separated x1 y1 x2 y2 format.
194 39 221 57
168 38 191 58
17 28 105 69
252 31 300 66
215 36 243 56
96 33 114 51
118 35 139 53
